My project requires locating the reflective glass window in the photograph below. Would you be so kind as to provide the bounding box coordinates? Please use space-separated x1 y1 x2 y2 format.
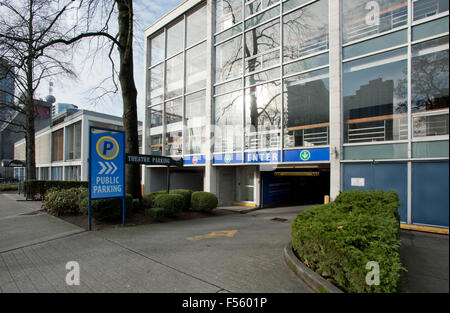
165 97 183 124
186 5 207 47
186 42 207 93
215 0 242 33
166 19 184 57
283 0 329 61
343 48 408 143
149 64 164 105
150 135 163 156
413 0 449 21
283 68 329 148
215 35 243 83
166 130 183 156
150 32 164 66
150 104 163 128
214 91 243 152
165 54 184 99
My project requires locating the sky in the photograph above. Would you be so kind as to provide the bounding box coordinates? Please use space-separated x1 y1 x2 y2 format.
38 0 185 121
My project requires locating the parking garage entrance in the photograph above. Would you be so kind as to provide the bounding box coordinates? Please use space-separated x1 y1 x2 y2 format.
261 165 330 208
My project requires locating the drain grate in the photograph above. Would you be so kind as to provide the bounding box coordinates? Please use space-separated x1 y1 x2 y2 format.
271 217 288 222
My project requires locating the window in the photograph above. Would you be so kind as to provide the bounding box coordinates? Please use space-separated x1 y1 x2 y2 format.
165 54 183 99
215 35 243 83
51 166 63 181
342 0 407 44
52 128 64 161
413 0 449 21
39 167 49 180
165 97 183 124
187 5 207 46
150 135 163 155
150 104 163 128
186 42 207 93
343 48 408 143
215 0 242 33
283 0 329 61
245 19 280 74
244 81 281 150
66 122 81 160
166 19 184 57
246 0 279 17
166 130 183 156
214 91 243 152
283 68 329 148
150 32 164 66
149 64 164 105
66 166 81 181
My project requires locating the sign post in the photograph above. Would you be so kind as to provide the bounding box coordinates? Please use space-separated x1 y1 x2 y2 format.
88 127 125 231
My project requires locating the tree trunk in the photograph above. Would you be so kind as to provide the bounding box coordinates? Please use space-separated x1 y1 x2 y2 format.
117 0 141 199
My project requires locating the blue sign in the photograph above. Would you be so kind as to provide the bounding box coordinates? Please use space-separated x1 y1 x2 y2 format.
213 153 244 164
283 148 330 162
184 154 206 165
245 150 281 163
89 128 125 199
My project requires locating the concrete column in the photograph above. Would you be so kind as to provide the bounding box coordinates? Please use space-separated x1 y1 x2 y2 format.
80 115 90 181
329 0 343 200
203 0 217 194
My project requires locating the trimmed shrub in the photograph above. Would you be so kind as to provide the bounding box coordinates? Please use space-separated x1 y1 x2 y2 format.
43 187 85 216
148 207 164 222
291 189 404 293
23 180 88 200
132 198 142 212
142 193 153 209
92 193 133 222
0 184 18 192
153 193 184 217
191 191 218 212
78 188 89 215
170 189 193 211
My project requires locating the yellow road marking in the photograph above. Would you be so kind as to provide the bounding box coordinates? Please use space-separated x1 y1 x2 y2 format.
187 230 238 241
400 224 449 235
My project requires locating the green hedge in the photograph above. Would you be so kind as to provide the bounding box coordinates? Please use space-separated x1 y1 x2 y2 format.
291 190 403 293
191 191 218 212
142 193 153 209
170 189 193 211
43 187 86 216
23 180 88 200
148 207 164 222
153 193 184 217
0 184 18 192
92 193 133 222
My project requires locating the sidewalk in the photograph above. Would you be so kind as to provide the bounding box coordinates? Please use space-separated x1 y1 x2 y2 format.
400 229 449 293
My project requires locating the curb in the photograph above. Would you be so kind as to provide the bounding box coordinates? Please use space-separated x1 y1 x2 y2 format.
283 242 343 293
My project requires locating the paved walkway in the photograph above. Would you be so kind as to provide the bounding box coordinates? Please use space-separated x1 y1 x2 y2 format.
0 193 448 293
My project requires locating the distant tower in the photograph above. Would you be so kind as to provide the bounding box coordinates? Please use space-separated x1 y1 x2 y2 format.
46 81 56 115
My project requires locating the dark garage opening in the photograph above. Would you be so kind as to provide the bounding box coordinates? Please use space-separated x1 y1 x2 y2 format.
261 166 330 207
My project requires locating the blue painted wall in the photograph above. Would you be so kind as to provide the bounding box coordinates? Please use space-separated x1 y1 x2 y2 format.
343 163 408 223
412 162 449 227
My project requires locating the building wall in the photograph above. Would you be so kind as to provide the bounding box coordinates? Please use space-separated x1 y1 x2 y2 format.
144 0 449 227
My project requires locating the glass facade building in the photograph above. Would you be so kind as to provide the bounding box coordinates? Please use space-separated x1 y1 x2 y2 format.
144 0 449 228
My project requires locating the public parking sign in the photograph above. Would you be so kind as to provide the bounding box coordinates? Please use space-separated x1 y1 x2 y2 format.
89 127 125 230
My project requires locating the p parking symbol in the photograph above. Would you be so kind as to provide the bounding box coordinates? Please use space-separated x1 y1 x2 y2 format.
96 136 119 160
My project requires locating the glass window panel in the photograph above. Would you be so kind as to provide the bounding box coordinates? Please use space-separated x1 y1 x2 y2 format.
166 19 184 57
343 48 408 143
245 67 280 86
283 0 313 12
413 0 449 21
150 32 164 66
186 5 207 47
413 113 449 137
342 0 408 44
283 52 329 75
165 130 183 156
186 90 206 122
343 29 407 60
245 19 280 73
186 43 207 93
186 91 206 154
214 78 242 95
412 16 449 42
411 36 449 113
150 135 163 156
245 4 279 28
149 64 164 105
214 90 243 152
283 68 329 148
150 104 163 128
215 35 243 83
283 0 329 61
186 126 206 154
215 0 243 33
343 143 408 159
412 140 449 158
244 80 282 150
165 54 184 99
215 23 243 43
165 97 183 124
246 0 280 17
